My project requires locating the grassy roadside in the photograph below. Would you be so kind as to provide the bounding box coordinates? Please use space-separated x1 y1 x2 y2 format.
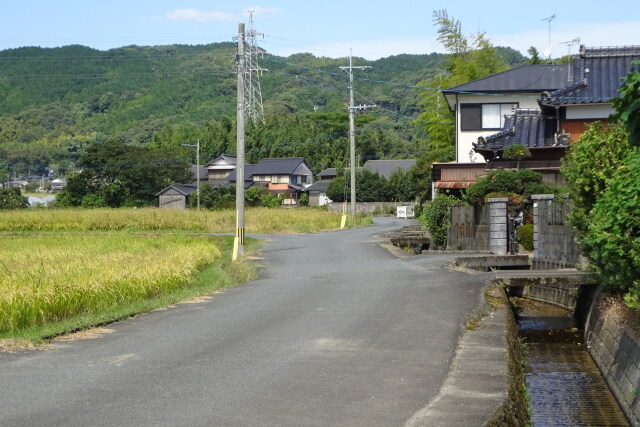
0 235 260 347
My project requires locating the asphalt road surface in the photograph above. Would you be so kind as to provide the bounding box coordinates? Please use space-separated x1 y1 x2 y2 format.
0 217 485 426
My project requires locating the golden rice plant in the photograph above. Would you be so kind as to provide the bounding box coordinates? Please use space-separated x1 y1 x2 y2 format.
0 207 344 233
0 233 220 332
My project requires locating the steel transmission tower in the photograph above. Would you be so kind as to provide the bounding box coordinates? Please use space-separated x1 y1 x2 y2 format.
243 12 267 124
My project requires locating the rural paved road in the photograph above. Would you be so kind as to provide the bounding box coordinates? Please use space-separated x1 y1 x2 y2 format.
0 217 486 426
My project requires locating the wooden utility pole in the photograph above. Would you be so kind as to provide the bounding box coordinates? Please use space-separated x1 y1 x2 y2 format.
233 23 246 261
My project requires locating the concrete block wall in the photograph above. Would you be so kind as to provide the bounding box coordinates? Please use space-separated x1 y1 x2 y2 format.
532 194 580 268
447 204 489 251
488 198 508 255
327 201 416 214
585 291 640 425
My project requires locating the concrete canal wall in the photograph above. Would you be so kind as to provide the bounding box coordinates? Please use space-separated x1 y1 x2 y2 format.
515 281 640 426
585 291 640 426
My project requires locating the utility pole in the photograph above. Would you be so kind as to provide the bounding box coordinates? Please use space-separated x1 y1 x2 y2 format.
233 23 246 262
181 139 200 209
340 52 373 219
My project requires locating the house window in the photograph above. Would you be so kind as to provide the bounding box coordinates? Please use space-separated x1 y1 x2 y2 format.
209 171 229 179
460 103 516 130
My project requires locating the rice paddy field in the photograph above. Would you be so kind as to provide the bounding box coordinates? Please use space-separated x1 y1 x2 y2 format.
0 207 351 341
0 207 346 233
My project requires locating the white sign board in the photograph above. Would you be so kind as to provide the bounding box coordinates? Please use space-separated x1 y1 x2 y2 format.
397 206 407 218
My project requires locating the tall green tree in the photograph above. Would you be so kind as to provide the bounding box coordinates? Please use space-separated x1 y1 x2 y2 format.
0 187 29 210
57 140 190 207
416 10 508 163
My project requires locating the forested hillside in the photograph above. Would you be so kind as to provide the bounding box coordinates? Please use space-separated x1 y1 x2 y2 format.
0 43 524 177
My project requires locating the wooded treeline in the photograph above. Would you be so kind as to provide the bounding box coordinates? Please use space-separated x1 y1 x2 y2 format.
0 42 524 177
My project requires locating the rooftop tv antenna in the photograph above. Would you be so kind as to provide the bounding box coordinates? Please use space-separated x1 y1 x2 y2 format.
561 37 580 81
541 14 555 59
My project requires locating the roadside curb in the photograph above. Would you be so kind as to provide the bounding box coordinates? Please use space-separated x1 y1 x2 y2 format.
405 302 509 426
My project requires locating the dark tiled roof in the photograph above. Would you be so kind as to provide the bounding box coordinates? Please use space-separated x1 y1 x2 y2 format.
204 153 237 167
227 164 256 183
189 165 208 181
443 64 570 94
252 157 308 175
473 109 559 154
227 158 311 184
363 159 416 179
318 168 338 178
541 45 640 105
155 184 196 196
306 180 332 192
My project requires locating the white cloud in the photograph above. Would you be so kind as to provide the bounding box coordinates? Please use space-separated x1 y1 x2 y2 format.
166 9 236 23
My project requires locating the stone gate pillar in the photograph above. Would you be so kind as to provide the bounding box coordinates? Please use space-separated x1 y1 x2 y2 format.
531 194 555 262
488 197 508 255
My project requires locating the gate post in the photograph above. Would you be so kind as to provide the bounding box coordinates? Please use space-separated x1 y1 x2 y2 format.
488 197 509 255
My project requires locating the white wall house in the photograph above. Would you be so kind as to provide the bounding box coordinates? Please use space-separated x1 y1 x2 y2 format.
442 64 570 164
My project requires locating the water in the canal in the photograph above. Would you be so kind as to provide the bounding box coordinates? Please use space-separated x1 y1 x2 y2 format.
514 298 630 426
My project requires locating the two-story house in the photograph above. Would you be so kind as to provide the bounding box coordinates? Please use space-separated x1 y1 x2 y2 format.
228 157 313 206
204 154 237 184
432 45 640 195
471 45 640 183
432 63 569 193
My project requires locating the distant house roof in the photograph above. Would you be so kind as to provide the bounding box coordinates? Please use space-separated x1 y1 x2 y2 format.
318 168 338 179
306 180 332 193
155 184 197 197
227 164 257 188
540 45 640 106
472 109 563 158
363 159 416 179
189 165 208 182
205 154 237 169
251 157 311 175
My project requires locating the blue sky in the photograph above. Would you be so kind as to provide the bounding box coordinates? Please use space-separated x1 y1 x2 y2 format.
1 1 639 59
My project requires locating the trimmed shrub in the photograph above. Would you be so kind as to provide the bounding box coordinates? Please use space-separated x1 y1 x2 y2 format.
418 193 459 247
502 144 531 160
516 224 534 251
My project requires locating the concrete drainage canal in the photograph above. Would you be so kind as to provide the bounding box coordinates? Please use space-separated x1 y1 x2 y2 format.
512 296 629 426
452 256 633 426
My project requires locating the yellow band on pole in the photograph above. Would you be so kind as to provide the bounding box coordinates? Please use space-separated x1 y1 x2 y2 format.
236 227 245 245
